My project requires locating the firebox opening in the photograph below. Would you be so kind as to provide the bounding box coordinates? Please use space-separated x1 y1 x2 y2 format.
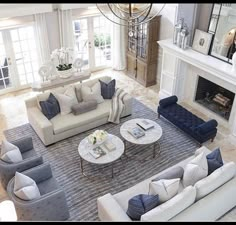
195 76 235 121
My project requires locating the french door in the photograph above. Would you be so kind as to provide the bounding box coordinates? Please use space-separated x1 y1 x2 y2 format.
0 24 40 94
73 15 113 72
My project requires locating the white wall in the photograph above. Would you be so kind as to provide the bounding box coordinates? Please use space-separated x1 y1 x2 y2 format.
156 4 178 85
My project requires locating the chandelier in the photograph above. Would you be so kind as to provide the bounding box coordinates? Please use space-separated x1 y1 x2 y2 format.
96 4 165 27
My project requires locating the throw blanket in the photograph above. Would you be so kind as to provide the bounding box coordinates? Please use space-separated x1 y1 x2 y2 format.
108 88 128 124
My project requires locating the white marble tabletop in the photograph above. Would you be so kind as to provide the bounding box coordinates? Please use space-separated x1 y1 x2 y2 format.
120 118 163 145
78 134 124 165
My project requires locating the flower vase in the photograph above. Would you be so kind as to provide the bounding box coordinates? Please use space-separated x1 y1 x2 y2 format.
57 68 73 79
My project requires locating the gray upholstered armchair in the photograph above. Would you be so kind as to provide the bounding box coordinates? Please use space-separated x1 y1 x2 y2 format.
0 137 43 190
7 163 70 221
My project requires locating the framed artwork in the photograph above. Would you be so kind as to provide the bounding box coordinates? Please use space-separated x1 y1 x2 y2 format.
192 29 213 55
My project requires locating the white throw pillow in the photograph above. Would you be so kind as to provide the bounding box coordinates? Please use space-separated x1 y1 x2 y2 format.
194 161 236 201
14 172 41 201
0 140 22 163
81 82 104 104
55 93 73 115
141 186 196 221
149 178 180 203
182 152 208 187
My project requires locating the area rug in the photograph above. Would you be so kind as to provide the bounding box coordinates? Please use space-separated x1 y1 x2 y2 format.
4 99 199 221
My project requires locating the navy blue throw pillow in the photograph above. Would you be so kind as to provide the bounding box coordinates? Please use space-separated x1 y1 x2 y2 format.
206 147 223 175
126 194 160 220
39 93 60 120
99 79 116 99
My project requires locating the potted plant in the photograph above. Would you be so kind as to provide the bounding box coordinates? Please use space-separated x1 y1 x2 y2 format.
51 47 74 78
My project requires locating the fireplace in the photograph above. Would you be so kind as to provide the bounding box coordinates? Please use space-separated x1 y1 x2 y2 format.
195 76 235 121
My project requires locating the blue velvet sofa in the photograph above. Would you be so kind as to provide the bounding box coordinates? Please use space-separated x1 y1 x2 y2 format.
157 95 218 144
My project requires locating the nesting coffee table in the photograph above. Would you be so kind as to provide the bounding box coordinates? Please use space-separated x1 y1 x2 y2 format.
120 118 162 160
78 133 124 179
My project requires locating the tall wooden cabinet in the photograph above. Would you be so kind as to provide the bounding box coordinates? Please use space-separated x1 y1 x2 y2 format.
126 16 161 87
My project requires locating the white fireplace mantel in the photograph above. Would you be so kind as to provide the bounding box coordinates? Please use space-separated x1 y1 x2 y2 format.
158 39 236 86
157 39 236 137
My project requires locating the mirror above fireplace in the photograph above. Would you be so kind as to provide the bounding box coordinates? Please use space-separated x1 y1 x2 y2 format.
208 3 236 64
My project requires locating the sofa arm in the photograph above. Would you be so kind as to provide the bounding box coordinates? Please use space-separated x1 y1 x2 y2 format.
121 93 133 117
97 193 132 221
159 95 178 108
196 119 218 134
27 107 54 146
25 96 38 108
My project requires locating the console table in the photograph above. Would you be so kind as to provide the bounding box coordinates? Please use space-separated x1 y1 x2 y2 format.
31 70 91 92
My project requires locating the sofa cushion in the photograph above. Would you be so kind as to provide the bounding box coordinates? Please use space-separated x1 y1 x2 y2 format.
194 161 236 201
182 152 208 187
152 166 184 182
14 172 41 201
39 93 60 120
195 146 224 175
0 140 23 163
71 100 97 115
50 100 111 135
206 147 223 175
126 194 160 220
149 178 180 203
81 82 104 104
141 186 196 221
99 79 116 99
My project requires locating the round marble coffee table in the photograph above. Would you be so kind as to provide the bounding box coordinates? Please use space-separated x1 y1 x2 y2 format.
78 133 124 178
120 118 162 160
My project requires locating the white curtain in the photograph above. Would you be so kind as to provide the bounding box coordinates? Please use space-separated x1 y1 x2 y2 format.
58 9 75 49
34 13 51 64
111 9 126 71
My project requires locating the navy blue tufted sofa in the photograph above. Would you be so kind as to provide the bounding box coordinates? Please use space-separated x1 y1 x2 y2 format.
157 95 218 144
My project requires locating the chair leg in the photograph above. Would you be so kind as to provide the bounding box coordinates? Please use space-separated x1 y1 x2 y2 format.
211 137 215 142
157 113 160 119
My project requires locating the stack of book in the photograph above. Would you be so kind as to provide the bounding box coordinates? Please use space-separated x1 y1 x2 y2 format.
136 120 154 131
128 126 145 139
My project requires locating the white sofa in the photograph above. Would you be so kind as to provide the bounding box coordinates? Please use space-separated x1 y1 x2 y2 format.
97 146 236 221
25 76 132 146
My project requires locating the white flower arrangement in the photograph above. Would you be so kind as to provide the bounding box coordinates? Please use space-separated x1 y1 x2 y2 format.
88 130 108 145
51 47 74 71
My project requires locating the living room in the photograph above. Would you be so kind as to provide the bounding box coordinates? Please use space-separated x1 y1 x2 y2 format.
0 2 236 222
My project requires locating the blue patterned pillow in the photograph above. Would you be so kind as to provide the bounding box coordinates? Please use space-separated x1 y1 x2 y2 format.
126 194 160 220
206 147 223 175
39 93 60 120
99 79 116 99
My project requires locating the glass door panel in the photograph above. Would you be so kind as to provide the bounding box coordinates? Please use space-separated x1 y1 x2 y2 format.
73 15 113 72
10 26 40 86
93 16 112 68
0 32 12 90
73 19 89 71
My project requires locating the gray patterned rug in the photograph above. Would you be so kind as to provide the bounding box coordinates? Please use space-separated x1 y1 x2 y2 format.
4 99 199 221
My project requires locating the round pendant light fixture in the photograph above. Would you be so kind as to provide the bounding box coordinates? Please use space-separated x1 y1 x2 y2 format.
96 3 165 27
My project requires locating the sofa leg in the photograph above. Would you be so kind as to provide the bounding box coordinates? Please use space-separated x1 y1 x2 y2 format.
157 113 160 119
